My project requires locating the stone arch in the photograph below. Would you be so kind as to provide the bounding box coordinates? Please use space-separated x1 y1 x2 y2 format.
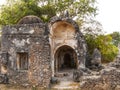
49 16 79 32
54 45 78 72
53 44 75 55
18 15 43 24
49 17 86 76
50 20 76 39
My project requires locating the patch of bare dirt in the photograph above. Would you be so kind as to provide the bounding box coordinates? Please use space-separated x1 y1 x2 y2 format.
52 69 80 90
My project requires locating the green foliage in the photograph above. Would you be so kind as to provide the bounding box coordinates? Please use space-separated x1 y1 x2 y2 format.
95 35 118 62
85 34 118 62
0 0 97 26
0 0 56 25
110 32 120 47
83 19 118 63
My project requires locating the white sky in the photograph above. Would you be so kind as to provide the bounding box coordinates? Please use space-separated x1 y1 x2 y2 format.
0 0 120 34
96 0 120 34
0 0 6 5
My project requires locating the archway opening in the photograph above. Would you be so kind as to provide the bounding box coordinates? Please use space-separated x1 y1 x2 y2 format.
54 45 77 72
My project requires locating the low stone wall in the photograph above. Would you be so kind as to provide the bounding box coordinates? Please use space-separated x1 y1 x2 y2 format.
80 67 120 90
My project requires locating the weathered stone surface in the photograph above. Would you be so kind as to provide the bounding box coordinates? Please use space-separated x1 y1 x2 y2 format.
109 56 120 69
0 14 87 88
91 48 101 65
73 69 84 82
29 43 51 87
87 48 103 71
73 67 92 82
1 22 51 87
55 72 69 77
50 77 59 84
18 15 43 24
49 16 87 75
0 74 9 84
80 67 120 90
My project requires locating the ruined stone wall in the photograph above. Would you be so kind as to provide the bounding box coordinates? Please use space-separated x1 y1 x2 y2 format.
0 15 87 87
80 67 120 90
49 16 87 75
1 23 51 87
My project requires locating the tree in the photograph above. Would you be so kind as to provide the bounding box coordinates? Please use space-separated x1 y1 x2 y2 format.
0 0 97 26
83 20 118 62
85 34 118 62
110 32 120 47
95 35 118 62
81 19 104 36
0 0 55 25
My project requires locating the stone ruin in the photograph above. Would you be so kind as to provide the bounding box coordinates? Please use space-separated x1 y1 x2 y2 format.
0 14 120 90
79 45 120 90
0 14 87 87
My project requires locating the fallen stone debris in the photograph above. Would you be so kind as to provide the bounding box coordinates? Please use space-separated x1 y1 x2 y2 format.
79 55 120 90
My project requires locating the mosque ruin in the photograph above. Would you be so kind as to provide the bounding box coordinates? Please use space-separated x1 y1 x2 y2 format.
0 15 87 87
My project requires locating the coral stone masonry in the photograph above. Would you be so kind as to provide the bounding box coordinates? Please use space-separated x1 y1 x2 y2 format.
0 15 87 87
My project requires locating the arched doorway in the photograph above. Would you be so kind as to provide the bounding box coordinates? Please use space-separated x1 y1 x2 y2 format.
54 45 78 72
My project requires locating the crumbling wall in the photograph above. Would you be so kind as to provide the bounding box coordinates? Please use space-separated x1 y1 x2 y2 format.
0 15 87 87
49 16 87 75
80 67 120 90
1 23 51 87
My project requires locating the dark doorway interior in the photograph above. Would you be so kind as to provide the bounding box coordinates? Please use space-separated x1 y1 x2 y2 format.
55 45 77 72
63 53 75 69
